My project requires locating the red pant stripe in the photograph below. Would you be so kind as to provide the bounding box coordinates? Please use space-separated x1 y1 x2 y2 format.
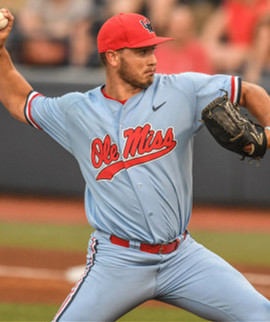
53 237 98 321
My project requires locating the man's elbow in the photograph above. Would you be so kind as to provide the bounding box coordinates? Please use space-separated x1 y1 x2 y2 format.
240 81 268 107
1 99 28 124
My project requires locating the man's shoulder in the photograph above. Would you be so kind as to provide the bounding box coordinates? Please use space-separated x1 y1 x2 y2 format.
153 72 200 92
58 86 101 104
155 72 200 83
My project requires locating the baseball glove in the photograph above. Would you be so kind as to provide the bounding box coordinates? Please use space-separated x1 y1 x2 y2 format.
201 90 267 160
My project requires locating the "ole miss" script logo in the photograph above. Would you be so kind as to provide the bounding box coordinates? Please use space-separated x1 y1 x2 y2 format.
91 123 177 180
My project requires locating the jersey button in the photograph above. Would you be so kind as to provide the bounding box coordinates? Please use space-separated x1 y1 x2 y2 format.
137 183 142 188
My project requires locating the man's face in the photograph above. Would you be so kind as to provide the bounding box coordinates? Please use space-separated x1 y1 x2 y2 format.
117 46 157 89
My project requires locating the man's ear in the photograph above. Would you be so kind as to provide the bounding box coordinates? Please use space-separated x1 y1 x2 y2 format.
106 50 121 67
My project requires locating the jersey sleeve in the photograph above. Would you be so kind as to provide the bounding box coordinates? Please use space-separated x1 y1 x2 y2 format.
24 91 72 153
182 73 241 133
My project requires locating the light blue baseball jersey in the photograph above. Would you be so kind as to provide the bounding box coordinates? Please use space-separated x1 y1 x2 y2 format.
25 72 241 244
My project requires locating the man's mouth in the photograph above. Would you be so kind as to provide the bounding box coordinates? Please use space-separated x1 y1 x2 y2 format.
145 69 156 75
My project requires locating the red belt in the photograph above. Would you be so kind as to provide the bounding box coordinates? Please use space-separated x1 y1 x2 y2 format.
110 231 187 254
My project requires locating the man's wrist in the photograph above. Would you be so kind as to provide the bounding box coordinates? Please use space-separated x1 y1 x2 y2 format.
264 128 270 149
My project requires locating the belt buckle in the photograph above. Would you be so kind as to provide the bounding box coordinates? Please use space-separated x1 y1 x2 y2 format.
160 238 180 254
158 240 175 254
159 243 167 254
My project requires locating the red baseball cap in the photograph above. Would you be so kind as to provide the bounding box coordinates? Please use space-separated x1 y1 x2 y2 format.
97 13 173 53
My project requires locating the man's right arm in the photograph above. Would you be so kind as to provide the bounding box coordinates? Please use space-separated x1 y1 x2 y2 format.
0 8 33 123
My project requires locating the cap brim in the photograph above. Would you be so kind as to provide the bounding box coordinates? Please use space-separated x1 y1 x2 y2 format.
128 36 173 49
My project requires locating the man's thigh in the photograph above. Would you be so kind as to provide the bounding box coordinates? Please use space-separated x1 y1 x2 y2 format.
53 235 158 321
158 235 270 321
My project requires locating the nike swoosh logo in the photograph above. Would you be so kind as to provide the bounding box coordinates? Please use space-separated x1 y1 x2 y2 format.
152 101 166 111
251 132 264 145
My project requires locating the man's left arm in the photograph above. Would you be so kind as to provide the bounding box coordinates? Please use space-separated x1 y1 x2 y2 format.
240 81 270 149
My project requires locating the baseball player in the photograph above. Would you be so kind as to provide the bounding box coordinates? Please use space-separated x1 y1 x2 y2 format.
1 8 270 321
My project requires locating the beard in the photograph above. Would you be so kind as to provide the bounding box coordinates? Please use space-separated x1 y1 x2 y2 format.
117 56 154 89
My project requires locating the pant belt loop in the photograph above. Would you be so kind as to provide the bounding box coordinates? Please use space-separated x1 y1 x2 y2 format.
181 230 187 243
129 240 141 250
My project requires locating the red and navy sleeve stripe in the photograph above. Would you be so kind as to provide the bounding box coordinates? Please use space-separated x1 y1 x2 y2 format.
24 91 44 130
230 76 241 104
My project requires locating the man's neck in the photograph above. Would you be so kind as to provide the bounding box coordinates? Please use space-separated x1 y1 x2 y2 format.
105 73 143 102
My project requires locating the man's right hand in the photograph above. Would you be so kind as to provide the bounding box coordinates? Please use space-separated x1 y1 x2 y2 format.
0 7 33 124
0 8 14 49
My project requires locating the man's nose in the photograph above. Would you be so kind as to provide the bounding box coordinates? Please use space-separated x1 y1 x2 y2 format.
149 53 157 66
